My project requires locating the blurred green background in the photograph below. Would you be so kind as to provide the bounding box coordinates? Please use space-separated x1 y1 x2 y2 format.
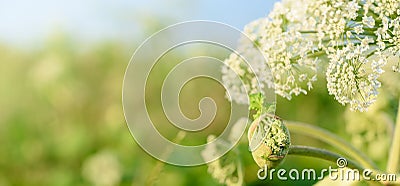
1 1 397 185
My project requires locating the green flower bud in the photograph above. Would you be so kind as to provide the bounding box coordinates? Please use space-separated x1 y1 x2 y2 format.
248 114 291 168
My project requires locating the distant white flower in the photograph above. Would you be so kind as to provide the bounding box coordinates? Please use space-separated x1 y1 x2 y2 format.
201 135 243 186
82 151 121 186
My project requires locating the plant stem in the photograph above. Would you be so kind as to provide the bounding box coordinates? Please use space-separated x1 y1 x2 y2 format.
288 145 365 171
289 146 400 185
144 131 186 186
387 99 400 174
286 121 378 169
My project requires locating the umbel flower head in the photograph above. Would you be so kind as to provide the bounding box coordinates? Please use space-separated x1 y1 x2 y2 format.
248 114 291 168
201 135 243 186
222 0 400 111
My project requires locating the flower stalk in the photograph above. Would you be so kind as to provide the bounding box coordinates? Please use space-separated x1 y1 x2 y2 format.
288 145 365 171
387 98 400 173
288 145 400 185
285 121 378 169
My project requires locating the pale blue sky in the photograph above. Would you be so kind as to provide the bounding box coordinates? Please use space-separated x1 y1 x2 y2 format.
0 0 277 46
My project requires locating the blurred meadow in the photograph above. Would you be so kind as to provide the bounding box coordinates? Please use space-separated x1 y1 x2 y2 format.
1 1 398 186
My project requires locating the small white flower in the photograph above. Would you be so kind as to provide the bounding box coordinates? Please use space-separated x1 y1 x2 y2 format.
354 25 364 35
362 16 375 28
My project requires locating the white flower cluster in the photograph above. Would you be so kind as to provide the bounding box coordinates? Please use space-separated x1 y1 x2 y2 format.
82 150 122 186
310 0 400 111
222 0 400 111
201 135 243 186
221 21 274 104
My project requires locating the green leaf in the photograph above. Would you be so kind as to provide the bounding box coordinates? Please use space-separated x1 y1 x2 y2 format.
249 93 265 119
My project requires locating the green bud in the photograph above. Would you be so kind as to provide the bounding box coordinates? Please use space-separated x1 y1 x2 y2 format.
248 114 291 168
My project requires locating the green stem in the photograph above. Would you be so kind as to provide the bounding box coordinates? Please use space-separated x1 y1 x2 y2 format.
299 30 318 34
145 131 186 186
285 121 378 169
290 50 325 63
387 99 400 173
289 146 400 185
288 145 364 171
